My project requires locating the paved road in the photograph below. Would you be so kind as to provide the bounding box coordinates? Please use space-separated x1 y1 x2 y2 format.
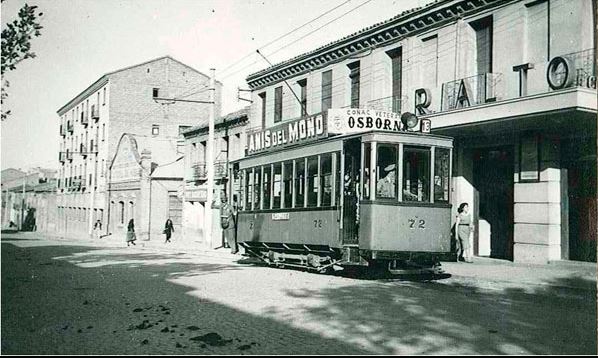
1 235 596 355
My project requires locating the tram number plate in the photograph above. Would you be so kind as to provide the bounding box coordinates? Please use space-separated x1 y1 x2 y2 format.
272 213 290 221
408 218 426 229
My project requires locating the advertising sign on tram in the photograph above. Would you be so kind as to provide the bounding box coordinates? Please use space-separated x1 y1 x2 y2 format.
327 108 406 135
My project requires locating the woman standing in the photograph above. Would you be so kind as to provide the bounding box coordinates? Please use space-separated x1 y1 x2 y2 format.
164 218 174 243
126 218 136 247
455 203 474 263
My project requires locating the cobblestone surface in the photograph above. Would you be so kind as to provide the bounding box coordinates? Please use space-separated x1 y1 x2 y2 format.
1 234 596 355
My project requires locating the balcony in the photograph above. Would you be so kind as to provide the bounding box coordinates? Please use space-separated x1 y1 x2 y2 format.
60 124 66 137
90 139 98 153
91 105 100 121
81 111 89 126
67 121 74 133
80 143 88 158
66 150 73 161
559 48 595 89
59 152 66 163
71 178 82 190
441 73 503 112
191 161 228 180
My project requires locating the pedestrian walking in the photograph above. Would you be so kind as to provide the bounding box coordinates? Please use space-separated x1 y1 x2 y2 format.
93 219 102 239
220 195 238 254
163 218 174 243
126 218 136 246
455 202 473 263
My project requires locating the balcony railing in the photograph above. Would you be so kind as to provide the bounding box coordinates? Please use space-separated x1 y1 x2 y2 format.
80 143 88 158
441 72 503 111
191 161 228 180
66 150 73 161
90 139 98 153
560 48 596 89
366 95 404 113
60 124 66 136
59 152 66 163
91 105 100 120
67 121 74 133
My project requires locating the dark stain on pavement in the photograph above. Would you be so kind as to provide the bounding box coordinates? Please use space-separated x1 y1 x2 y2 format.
189 332 233 347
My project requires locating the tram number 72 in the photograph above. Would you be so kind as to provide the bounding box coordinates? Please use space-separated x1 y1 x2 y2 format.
408 218 426 229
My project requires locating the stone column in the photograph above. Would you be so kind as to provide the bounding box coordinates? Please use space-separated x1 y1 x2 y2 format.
138 149 152 241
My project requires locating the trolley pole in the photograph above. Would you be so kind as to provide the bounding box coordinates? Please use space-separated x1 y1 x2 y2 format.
205 68 216 248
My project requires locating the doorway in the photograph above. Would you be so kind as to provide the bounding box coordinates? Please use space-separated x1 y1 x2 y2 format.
342 138 361 245
567 158 597 262
473 146 514 260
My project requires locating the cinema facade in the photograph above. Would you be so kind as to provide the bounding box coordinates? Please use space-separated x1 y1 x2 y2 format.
245 0 596 263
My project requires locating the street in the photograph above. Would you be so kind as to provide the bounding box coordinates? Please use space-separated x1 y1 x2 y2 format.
1 233 596 355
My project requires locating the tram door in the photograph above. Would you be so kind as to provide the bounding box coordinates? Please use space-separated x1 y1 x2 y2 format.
342 139 361 245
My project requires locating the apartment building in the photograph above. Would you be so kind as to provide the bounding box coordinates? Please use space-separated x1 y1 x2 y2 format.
181 107 249 248
55 56 222 238
245 0 596 263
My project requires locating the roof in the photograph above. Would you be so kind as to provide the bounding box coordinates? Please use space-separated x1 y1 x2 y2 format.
183 106 250 137
247 0 448 80
57 55 222 115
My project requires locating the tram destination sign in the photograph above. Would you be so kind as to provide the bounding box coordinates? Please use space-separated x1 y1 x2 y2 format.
327 108 408 134
246 113 327 155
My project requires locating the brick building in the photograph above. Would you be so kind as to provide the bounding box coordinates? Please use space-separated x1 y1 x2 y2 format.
245 0 596 263
54 56 222 239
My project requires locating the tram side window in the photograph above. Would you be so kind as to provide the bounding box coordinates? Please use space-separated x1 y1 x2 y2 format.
283 161 293 208
320 154 332 206
307 156 319 207
263 166 272 209
363 144 371 199
434 148 450 203
245 170 253 210
403 146 431 202
376 145 397 199
254 168 261 209
273 163 282 208
295 159 305 208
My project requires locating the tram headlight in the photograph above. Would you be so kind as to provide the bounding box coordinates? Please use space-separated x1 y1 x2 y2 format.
401 112 419 130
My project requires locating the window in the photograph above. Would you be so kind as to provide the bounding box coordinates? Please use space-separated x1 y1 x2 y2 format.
152 125 159 136
320 154 332 206
262 165 271 209
253 168 261 209
403 146 431 202
348 61 360 108
363 143 371 199
321 70 332 112
376 145 397 199
434 148 450 202
421 35 438 88
259 92 266 128
294 159 305 208
470 16 493 74
102 124 106 141
387 48 402 112
298 79 307 117
273 163 282 208
306 156 318 207
103 87 106 105
245 170 253 210
119 201 125 224
152 88 160 98
525 0 549 62
274 86 282 123
282 161 293 208
129 201 134 221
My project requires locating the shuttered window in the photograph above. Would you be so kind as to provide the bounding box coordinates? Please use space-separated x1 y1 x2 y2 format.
321 70 332 112
274 86 282 123
471 16 493 74
348 61 360 108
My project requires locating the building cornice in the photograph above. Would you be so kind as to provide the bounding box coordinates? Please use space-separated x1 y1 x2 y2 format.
246 0 515 90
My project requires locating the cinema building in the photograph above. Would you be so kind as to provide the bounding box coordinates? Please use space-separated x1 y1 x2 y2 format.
245 0 596 263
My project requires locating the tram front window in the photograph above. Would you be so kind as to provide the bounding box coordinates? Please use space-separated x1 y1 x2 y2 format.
295 159 305 208
403 146 430 202
282 161 293 208
307 156 318 207
376 145 397 199
434 148 450 203
263 166 272 209
320 154 332 206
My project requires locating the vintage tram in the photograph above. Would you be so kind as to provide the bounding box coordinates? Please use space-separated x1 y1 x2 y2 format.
228 109 453 274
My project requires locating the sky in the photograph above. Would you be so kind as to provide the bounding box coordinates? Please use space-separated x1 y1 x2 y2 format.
1 0 431 172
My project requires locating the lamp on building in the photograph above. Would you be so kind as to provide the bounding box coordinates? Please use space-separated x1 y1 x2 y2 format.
400 112 419 130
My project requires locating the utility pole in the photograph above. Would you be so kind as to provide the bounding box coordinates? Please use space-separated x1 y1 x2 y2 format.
21 175 25 230
205 68 216 248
